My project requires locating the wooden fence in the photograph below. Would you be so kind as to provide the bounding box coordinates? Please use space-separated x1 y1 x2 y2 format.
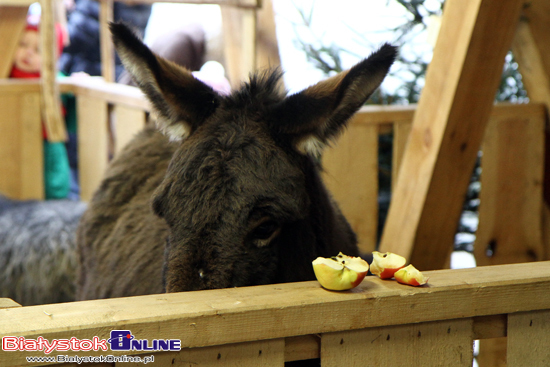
1 261 550 366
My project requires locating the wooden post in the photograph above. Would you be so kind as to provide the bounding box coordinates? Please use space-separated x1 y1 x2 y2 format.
379 0 524 270
40 0 67 143
255 0 281 71
77 95 109 201
221 6 257 88
99 0 114 82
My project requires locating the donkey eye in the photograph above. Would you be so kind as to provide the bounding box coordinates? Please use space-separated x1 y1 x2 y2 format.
253 220 279 240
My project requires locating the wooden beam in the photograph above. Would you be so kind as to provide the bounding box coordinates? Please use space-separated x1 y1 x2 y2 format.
99 0 114 82
379 0 524 270
77 96 109 201
40 0 67 143
221 6 257 87
255 0 281 71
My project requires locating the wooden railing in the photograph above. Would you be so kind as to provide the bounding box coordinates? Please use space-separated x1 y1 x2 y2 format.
1 261 550 366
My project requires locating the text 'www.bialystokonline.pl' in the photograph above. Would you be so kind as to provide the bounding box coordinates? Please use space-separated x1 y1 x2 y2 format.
25 354 155 364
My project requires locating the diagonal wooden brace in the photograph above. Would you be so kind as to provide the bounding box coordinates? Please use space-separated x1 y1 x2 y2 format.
379 0 524 270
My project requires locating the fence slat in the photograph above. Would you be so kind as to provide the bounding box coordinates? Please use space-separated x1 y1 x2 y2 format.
322 123 379 253
20 93 44 199
474 113 545 265
0 92 43 200
139 339 284 367
392 119 413 192
507 310 550 366
113 105 146 156
321 318 474 367
77 96 109 201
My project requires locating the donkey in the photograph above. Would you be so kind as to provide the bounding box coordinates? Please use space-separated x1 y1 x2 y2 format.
76 22 396 300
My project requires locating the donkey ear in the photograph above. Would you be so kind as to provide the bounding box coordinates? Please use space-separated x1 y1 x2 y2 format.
110 22 219 141
273 44 397 156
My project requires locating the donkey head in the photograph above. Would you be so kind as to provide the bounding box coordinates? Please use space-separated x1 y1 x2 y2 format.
111 23 396 292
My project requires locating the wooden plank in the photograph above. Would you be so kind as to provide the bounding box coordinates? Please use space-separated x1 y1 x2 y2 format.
77 96 109 202
321 318 474 367
99 0 114 83
40 0 67 143
392 119 413 191
113 105 146 156
0 92 42 200
379 0 524 270
473 113 545 266
140 339 284 367
477 338 507 367
517 0 550 86
1 261 550 366
512 20 550 110
0 298 22 309
221 6 256 87
507 310 550 366
0 6 27 78
19 93 44 199
511 0 550 265
255 0 281 72
353 104 415 125
322 123 379 254
473 314 507 340
58 77 150 111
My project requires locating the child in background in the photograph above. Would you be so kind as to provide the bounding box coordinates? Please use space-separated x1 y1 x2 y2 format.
10 21 71 200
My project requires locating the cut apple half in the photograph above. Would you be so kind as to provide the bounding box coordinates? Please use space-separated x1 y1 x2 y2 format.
312 252 369 291
370 251 407 279
394 264 429 286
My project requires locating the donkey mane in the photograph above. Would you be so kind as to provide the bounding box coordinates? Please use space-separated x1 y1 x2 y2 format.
225 68 286 109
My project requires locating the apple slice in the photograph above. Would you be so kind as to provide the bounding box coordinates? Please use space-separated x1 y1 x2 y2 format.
370 251 407 279
394 264 429 286
312 252 369 291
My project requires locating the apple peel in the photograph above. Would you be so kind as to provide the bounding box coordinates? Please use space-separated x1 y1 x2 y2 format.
394 264 429 286
312 252 369 291
370 251 407 279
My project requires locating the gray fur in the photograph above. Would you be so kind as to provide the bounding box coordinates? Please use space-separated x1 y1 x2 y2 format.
0 195 86 305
